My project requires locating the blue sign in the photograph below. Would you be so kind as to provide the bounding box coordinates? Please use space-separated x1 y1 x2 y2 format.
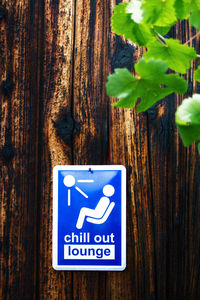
53 165 126 271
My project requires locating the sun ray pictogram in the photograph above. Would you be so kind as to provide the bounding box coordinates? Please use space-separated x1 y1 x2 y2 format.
63 175 94 206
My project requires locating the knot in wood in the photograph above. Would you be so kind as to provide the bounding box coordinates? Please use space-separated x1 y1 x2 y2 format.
53 109 80 145
0 144 15 163
147 108 158 121
0 7 8 22
111 39 135 72
1 79 14 97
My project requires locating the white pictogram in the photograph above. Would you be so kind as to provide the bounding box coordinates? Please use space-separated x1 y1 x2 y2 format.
63 175 94 206
76 185 115 229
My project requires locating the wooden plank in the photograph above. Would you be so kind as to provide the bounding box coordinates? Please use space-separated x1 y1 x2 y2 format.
147 98 172 300
106 108 156 300
38 0 75 298
166 23 200 299
1 0 199 298
104 1 156 299
147 23 200 299
72 0 108 298
0 0 41 299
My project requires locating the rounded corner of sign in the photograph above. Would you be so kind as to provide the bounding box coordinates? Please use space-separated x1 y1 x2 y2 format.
52 262 59 271
53 165 60 174
118 165 126 173
120 263 127 271
120 165 126 170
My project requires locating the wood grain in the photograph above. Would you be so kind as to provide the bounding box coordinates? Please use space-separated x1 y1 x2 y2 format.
0 0 41 299
72 0 108 298
38 0 74 299
103 2 155 299
146 23 200 300
166 22 200 300
0 0 200 299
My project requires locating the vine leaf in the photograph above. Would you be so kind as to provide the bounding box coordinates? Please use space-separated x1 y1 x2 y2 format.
152 26 171 36
106 59 188 112
111 3 154 46
141 0 177 27
174 0 191 19
144 38 197 74
190 0 200 30
194 66 200 82
190 10 200 30
175 94 200 146
191 0 200 10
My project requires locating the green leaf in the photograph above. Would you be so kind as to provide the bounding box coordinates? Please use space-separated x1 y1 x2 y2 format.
174 0 191 19
134 59 187 94
126 1 172 35
153 26 171 36
134 57 168 78
194 66 200 82
175 94 200 146
111 3 154 46
136 86 173 112
190 10 200 30
191 0 200 10
162 74 188 94
106 68 136 99
142 0 177 27
106 59 188 112
190 0 200 29
144 38 197 74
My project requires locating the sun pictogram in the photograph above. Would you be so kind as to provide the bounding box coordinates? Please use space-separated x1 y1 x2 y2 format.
63 175 94 206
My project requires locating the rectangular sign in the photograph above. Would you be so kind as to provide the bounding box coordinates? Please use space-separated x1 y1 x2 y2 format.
53 165 126 271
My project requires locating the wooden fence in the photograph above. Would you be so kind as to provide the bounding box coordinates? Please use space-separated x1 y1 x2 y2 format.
0 0 200 299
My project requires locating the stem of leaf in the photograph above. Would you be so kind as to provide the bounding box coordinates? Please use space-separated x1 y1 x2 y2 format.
155 31 167 46
184 31 200 45
157 35 167 46
151 27 167 45
157 33 165 43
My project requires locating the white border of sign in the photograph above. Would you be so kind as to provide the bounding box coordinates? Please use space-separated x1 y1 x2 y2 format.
53 165 126 271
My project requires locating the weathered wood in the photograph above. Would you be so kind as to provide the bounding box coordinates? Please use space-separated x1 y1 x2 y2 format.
147 23 200 300
1 1 200 299
106 3 156 297
72 0 108 298
0 0 41 299
38 0 74 299
167 22 200 299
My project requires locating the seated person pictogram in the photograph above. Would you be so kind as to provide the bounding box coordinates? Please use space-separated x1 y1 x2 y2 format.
76 185 115 229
